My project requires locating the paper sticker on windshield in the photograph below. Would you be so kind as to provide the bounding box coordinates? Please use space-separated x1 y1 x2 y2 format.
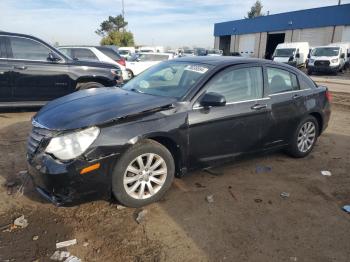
185 65 208 74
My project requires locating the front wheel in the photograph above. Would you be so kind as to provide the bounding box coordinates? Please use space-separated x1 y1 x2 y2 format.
126 69 134 79
286 116 319 158
111 140 175 207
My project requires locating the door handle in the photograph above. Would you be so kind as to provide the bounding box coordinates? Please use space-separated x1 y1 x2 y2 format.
251 104 267 110
14 65 27 70
293 94 302 99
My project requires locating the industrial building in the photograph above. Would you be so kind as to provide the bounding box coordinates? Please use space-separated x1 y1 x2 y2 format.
213 4 350 58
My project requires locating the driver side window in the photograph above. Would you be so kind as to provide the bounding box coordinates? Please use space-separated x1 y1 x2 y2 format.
9 36 52 61
205 66 263 103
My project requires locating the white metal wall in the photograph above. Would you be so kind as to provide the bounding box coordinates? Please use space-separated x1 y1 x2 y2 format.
238 34 255 57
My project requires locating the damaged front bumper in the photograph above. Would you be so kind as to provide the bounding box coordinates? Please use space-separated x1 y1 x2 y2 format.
27 152 116 206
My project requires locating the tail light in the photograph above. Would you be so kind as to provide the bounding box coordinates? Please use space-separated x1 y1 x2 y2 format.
325 90 332 102
116 57 126 67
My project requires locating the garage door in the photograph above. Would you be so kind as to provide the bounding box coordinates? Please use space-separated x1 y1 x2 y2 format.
342 26 350 42
238 34 255 57
300 27 331 47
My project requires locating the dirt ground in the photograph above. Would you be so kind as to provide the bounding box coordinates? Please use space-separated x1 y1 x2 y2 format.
0 93 350 262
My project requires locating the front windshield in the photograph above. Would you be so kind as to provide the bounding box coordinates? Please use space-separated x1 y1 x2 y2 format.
122 62 213 99
274 48 296 57
311 47 339 57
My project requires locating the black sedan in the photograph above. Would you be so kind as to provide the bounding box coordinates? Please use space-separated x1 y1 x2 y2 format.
27 57 331 207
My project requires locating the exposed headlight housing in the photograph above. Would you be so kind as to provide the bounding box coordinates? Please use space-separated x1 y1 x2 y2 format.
45 126 100 161
331 58 339 63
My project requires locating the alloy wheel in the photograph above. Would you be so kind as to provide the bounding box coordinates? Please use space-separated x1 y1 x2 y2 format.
123 153 167 200
297 121 316 153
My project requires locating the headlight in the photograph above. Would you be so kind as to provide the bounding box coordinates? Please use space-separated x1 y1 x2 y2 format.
309 59 315 63
111 69 122 77
331 58 338 63
45 126 100 161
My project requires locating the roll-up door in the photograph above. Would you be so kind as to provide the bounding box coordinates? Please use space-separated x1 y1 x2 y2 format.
238 34 255 57
300 27 331 46
342 26 350 42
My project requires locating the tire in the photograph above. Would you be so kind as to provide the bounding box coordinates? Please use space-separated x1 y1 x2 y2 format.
111 139 175 207
126 69 134 79
307 69 312 75
286 116 319 158
77 81 104 90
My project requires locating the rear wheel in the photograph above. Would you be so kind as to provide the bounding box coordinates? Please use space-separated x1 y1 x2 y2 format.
286 116 319 158
77 81 104 90
111 140 175 207
126 69 134 79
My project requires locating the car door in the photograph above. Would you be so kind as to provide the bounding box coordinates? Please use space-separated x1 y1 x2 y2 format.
0 36 13 102
262 66 306 147
6 36 72 101
188 64 270 165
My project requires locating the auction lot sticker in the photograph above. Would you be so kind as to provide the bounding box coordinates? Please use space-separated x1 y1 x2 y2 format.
185 65 209 74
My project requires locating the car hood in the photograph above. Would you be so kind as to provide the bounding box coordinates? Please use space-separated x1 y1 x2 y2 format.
34 88 176 131
273 56 290 63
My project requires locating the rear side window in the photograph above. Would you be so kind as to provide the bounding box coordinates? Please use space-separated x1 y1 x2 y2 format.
59 48 72 58
299 75 316 90
71 48 98 61
205 66 263 103
266 67 299 94
9 37 51 61
96 47 121 60
0 37 7 58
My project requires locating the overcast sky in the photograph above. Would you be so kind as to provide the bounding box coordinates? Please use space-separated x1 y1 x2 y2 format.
1 0 349 48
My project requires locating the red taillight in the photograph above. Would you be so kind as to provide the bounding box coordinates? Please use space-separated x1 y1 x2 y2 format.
117 58 126 66
325 90 332 102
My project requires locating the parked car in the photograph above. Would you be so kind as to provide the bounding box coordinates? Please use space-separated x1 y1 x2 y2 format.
58 46 130 80
118 47 135 60
194 48 208 56
0 32 122 107
125 52 174 78
27 56 331 207
181 49 195 57
273 42 309 67
207 49 223 56
307 44 347 75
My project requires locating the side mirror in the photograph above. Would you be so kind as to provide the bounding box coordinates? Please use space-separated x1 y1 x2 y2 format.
47 52 61 62
200 92 226 108
347 53 350 58
307 54 310 59
295 53 300 58
135 57 141 62
340 53 345 59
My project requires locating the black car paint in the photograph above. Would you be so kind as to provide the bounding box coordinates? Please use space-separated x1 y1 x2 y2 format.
0 32 122 104
27 57 331 205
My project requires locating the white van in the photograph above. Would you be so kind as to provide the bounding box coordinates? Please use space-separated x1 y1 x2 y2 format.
307 43 348 75
332 42 350 68
272 42 309 67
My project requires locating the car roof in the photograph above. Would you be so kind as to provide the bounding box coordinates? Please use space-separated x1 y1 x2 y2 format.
174 56 267 65
172 56 302 73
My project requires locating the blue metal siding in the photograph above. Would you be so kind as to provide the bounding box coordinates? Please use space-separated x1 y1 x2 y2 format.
214 4 350 36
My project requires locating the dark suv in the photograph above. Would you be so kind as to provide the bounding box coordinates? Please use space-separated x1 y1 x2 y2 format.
0 32 122 107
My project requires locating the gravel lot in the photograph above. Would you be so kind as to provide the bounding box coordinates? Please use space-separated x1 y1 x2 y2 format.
0 93 349 262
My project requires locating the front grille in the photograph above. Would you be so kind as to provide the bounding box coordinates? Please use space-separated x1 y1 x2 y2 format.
315 60 330 66
27 126 53 157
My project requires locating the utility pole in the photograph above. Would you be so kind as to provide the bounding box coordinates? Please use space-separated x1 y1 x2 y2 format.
338 0 341 5
122 0 125 19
